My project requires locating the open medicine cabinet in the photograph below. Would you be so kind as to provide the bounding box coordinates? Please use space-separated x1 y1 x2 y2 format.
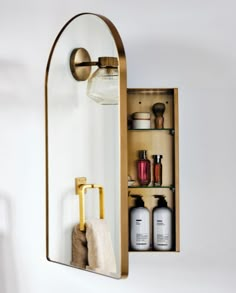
45 13 179 279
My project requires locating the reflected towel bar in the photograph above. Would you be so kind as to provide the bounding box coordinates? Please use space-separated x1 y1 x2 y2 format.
75 177 105 231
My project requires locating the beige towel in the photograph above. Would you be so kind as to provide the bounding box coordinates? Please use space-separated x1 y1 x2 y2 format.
86 219 117 274
71 224 88 269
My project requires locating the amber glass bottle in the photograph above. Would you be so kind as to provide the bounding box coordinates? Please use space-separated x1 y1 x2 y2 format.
153 155 162 186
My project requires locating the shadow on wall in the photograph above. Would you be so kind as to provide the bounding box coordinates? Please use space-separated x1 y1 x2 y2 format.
0 193 18 293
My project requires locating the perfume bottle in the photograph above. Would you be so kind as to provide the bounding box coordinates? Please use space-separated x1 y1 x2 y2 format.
137 150 151 186
153 155 162 186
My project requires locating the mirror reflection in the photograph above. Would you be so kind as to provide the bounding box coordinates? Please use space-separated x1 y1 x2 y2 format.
46 14 124 278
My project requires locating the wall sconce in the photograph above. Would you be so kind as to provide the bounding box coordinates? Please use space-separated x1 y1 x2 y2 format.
70 48 118 105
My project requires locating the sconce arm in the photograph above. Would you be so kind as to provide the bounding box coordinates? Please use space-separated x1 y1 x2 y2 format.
75 61 98 67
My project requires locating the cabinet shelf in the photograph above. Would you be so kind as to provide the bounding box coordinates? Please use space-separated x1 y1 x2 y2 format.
128 128 174 131
128 128 175 136
128 185 175 190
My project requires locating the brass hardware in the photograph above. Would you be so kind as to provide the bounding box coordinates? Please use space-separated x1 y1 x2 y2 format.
70 48 118 81
74 176 87 188
70 48 92 81
98 57 118 68
75 177 105 231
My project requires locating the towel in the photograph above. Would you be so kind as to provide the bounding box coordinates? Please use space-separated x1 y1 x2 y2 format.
71 224 88 269
85 219 117 275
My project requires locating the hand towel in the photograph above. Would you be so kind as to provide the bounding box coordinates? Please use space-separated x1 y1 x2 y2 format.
71 224 88 269
85 219 117 274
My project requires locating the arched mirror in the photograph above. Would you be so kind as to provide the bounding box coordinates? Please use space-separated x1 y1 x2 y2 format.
45 13 128 279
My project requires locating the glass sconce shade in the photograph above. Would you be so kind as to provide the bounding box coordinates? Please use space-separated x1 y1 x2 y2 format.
87 57 119 105
87 67 118 105
70 50 119 105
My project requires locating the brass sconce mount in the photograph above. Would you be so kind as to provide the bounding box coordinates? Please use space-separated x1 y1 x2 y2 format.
70 47 118 81
70 48 93 81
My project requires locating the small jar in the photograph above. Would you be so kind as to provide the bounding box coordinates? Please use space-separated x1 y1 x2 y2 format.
132 112 151 129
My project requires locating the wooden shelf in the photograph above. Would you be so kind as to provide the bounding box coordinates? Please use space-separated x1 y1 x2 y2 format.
128 185 175 190
128 128 174 132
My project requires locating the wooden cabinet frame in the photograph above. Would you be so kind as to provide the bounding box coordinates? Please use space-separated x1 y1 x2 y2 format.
127 88 179 252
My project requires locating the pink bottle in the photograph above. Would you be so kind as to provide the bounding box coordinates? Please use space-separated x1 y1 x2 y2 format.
137 150 151 186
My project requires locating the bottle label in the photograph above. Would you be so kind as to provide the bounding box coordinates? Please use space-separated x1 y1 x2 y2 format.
153 210 172 250
130 210 150 250
136 233 149 245
155 219 169 245
156 234 169 245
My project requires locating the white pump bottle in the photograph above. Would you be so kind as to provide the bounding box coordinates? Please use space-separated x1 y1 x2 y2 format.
129 194 150 251
153 195 173 251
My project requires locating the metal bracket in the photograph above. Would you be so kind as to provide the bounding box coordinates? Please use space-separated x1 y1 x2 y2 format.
170 185 175 192
75 177 105 231
169 129 175 136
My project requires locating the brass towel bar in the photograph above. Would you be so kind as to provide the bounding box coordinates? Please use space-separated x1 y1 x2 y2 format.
75 177 105 231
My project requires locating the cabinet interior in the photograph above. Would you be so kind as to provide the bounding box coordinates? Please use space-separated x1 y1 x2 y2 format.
127 88 179 252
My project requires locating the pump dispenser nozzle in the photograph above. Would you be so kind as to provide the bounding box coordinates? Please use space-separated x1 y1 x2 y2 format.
130 194 145 207
153 195 168 207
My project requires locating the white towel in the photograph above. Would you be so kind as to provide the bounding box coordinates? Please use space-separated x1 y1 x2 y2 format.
85 219 117 274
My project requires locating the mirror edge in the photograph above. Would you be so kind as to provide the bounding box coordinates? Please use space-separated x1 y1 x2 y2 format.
98 14 129 279
44 13 128 279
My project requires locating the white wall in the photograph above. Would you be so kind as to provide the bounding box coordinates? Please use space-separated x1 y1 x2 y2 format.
0 0 236 292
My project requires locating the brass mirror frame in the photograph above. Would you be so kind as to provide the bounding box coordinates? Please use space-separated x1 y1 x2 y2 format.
45 13 128 278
